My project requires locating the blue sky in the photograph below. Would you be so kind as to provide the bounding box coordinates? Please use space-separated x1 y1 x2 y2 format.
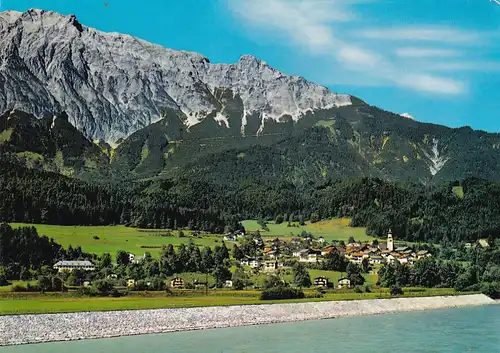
2 0 500 132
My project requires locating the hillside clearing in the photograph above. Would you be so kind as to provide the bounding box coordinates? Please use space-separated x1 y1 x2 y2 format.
242 219 374 242
9 224 222 256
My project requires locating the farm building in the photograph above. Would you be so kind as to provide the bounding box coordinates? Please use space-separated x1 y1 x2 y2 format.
53 261 95 272
337 277 351 289
313 276 331 288
170 277 185 289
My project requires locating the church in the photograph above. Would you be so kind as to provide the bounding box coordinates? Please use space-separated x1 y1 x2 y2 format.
378 229 394 252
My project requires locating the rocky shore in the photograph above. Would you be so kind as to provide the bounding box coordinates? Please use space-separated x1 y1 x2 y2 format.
0 294 495 346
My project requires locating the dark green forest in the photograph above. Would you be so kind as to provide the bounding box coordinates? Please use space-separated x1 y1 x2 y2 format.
0 224 91 280
2 152 500 246
0 158 234 232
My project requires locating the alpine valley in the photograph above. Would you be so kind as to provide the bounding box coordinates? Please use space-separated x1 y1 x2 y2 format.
1 9 500 244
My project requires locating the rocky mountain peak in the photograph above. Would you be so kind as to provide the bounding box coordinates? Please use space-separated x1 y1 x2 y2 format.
0 9 351 143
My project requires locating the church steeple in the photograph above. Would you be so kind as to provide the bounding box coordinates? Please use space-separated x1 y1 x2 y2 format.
387 228 394 252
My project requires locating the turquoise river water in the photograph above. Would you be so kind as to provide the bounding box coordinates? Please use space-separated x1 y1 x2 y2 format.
1 305 499 353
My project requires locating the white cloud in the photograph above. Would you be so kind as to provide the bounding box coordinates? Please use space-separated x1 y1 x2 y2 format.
357 27 483 44
426 61 500 72
398 74 465 95
395 47 461 58
227 0 469 95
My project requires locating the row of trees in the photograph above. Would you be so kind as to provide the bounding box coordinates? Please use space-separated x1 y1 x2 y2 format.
0 224 91 278
378 245 500 298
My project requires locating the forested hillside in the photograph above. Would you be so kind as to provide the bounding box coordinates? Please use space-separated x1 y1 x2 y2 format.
150 174 500 245
0 158 234 232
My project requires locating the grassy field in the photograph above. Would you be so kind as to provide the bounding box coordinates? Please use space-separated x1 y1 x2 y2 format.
307 269 378 287
10 224 223 256
9 219 374 257
242 218 374 242
452 186 465 199
0 288 468 316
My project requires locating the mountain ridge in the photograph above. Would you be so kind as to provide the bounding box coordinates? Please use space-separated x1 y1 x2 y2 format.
1 9 500 184
0 9 351 144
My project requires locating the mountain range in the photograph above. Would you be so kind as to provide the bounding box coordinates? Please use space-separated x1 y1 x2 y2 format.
1 9 500 184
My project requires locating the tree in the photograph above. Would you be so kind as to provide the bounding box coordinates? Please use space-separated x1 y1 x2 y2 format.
348 236 356 244
482 265 500 283
346 263 365 286
310 212 320 224
232 245 244 261
214 243 229 266
298 215 305 226
37 275 51 293
361 258 370 273
52 276 64 292
390 285 403 295
99 253 113 270
378 263 396 287
149 277 166 291
257 219 268 231
292 262 312 288
411 258 440 287
201 247 215 272
93 279 115 296
322 251 348 272
213 265 231 288
455 267 477 291
160 244 176 276
116 250 130 266
0 266 8 286
275 214 284 225
19 267 31 281
263 274 285 290
67 269 85 286
232 267 249 290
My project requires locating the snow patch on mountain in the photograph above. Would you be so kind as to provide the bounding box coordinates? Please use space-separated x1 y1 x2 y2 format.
422 138 449 176
214 112 229 128
50 115 57 130
399 113 415 120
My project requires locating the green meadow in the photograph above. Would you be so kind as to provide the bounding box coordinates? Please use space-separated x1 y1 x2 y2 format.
242 218 374 242
9 224 223 256
9 218 374 257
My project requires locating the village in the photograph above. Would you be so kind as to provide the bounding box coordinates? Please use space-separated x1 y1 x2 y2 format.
52 229 433 291
226 229 433 288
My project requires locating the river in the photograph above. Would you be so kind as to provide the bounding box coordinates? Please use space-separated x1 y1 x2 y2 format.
1 305 499 352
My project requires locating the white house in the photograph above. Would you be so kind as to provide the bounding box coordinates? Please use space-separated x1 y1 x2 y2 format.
399 257 409 265
224 234 236 241
293 249 308 258
416 250 432 259
299 250 321 263
241 257 260 269
264 261 278 272
370 256 383 265
53 260 95 272
385 254 397 264
338 277 351 289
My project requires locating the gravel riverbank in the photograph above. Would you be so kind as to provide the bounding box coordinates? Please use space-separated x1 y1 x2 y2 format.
0 294 495 346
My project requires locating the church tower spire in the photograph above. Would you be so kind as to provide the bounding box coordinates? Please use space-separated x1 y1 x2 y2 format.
387 228 394 252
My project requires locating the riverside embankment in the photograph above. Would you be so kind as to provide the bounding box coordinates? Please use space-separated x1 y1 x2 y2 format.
0 294 495 346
